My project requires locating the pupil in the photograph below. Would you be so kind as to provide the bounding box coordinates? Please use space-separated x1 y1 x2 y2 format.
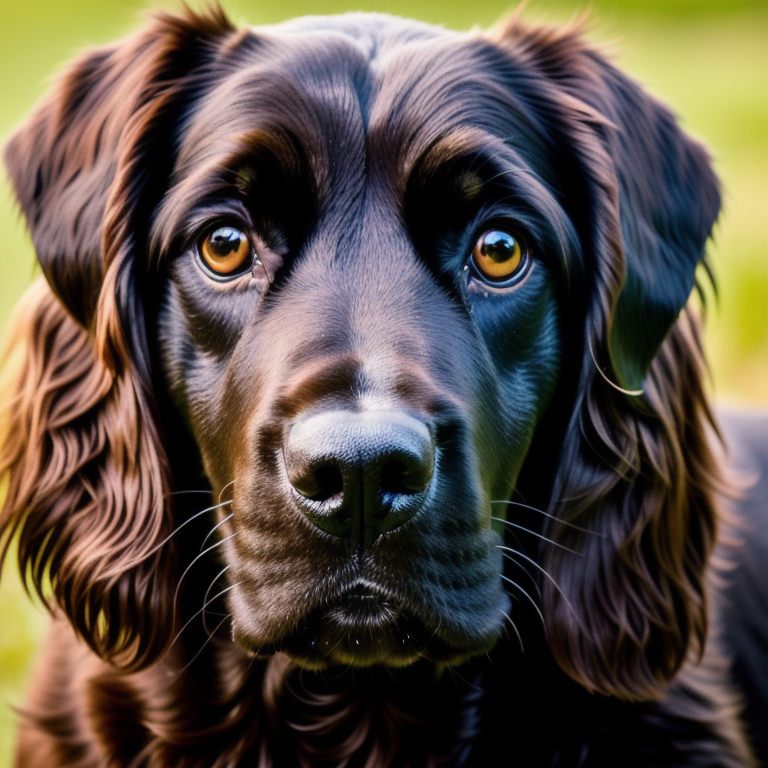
210 227 242 256
482 231 516 263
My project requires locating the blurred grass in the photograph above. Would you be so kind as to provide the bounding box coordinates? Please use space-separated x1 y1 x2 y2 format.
1 0 766 763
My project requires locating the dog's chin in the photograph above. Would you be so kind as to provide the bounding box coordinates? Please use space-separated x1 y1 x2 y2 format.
248 588 495 669
287 622 424 669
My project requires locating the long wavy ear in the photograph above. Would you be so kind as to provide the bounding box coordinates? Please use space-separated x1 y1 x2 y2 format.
490 19 721 700
0 8 235 669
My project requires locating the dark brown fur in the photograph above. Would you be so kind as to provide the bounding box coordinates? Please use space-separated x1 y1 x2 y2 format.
1 7 765 767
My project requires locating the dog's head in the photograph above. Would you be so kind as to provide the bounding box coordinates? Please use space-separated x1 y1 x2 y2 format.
1 8 720 700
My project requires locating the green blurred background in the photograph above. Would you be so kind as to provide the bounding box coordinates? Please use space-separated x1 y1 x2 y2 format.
0 0 765 762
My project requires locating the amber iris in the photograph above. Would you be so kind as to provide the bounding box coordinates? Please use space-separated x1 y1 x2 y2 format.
200 226 252 276
472 230 525 282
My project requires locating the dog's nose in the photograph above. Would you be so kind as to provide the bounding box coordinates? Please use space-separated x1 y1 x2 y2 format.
284 411 434 546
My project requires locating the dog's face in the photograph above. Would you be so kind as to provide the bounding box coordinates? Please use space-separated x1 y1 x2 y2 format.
3 9 720 698
155 16 565 666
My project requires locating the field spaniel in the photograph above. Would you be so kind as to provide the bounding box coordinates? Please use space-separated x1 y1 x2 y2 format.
1 6 766 767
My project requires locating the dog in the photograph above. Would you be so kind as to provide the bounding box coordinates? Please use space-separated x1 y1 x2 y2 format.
1 6 766 766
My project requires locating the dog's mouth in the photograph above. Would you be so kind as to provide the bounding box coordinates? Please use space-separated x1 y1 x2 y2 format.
259 583 474 668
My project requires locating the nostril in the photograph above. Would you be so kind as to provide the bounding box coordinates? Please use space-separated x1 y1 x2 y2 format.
291 463 344 503
381 456 432 497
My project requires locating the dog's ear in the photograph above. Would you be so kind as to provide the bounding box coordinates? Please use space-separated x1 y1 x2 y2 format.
0 8 235 669
4 6 235 337
586 53 720 396
493 16 720 393
490 19 721 700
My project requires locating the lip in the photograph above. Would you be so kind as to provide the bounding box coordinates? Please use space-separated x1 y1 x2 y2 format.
275 584 418 666
261 583 491 668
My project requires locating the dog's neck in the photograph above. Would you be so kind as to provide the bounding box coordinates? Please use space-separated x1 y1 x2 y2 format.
157 641 486 767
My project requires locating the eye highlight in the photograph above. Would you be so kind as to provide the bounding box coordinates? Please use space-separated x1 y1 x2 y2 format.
198 226 254 278
471 229 528 284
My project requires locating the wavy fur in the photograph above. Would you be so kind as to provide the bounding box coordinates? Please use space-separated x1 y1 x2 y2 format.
0 7 762 767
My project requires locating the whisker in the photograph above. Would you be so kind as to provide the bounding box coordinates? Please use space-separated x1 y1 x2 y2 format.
254 256 274 290
174 614 234 675
491 517 581 555
202 565 231 635
200 513 234 553
173 532 238 624
167 580 242 659
203 565 231 608
146 500 233 558
499 550 542 599
500 574 546 629
490 500 599 536
218 480 236 505
498 546 581 626
500 609 524 653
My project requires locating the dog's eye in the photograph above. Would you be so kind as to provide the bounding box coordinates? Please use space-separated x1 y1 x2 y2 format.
199 226 254 277
471 230 528 284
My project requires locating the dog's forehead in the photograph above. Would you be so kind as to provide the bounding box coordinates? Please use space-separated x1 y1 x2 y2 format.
259 12 452 56
173 16 549 193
